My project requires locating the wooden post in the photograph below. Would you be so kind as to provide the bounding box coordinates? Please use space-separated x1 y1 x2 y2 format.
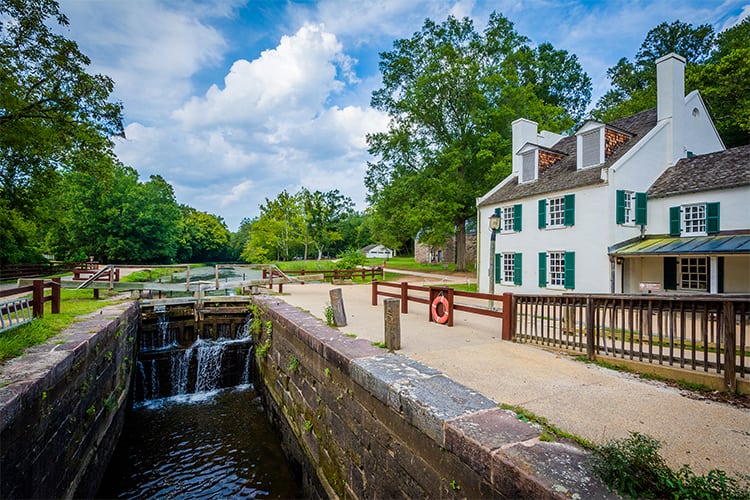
329 288 347 326
371 280 378 306
300 269 305 285
501 292 513 340
278 282 283 293
384 298 401 350
586 296 595 360
51 278 61 314
723 301 737 393
94 288 100 300
32 280 44 318
400 282 408 314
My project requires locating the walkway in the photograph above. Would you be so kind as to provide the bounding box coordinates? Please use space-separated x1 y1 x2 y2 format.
275 279 750 481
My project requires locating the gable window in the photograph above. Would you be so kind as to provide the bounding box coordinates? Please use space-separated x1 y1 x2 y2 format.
616 190 647 225
581 129 601 167
669 202 720 236
539 194 574 229
538 251 575 289
521 150 536 183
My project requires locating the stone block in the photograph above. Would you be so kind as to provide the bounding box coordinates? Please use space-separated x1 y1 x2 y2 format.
350 354 439 403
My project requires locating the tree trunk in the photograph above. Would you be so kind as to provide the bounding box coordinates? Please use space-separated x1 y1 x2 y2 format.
455 219 467 271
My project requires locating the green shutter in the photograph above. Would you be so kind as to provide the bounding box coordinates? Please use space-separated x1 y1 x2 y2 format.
513 253 522 285
538 199 546 229
718 256 724 293
564 251 575 289
494 253 502 283
635 192 648 225
493 207 501 233
706 202 720 234
616 190 625 224
564 194 575 226
669 206 681 236
538 252 547 287
664 257 677 290
513 204 522 232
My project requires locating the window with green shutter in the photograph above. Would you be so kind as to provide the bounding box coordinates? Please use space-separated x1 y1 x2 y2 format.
706 202 720 234
538 252 546 287
564 194 575 226
564 252 575 289
616 190 626 224
669 206 681 236
538 199 546 229
513 253 522 285
513 204 522 232
635 192 647 225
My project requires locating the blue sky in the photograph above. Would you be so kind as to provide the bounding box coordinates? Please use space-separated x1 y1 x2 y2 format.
58 0 748 231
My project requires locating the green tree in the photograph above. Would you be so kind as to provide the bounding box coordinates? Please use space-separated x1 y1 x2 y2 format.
176 207 232 263
367 13 589 270
300 188 354 260
241 190 304 262
591 19 750 146
0 0 123 263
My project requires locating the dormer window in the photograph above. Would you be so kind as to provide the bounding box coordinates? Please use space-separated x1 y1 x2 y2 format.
521 150 536 183
518 144 564 183
580 129 601 168
576 121 632 169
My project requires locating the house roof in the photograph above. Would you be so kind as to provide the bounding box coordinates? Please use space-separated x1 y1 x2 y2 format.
648 145 750 198
478 108 658 207
610 234 750 255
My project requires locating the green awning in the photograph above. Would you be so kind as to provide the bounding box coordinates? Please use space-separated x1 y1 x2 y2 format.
610 235 750 256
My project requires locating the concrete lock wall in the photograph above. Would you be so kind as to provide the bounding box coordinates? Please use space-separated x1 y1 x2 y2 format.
0 302 138 499
251 295 615 499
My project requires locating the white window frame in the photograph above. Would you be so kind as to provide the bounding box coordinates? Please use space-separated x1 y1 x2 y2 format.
682 204 706 236
501 252 515 285
678 256 708 291
521 150 537 183
501 206 515 233
547 251 565 288
547 197 565 228
623 190 636 225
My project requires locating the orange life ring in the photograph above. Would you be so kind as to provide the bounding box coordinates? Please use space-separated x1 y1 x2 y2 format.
431 295 450 324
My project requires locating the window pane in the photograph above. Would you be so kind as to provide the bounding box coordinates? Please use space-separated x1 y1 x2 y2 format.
679 257 708 290
548 197 565 227
548 251 565 286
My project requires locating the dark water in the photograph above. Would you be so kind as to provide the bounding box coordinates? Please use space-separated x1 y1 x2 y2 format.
97 386 305 499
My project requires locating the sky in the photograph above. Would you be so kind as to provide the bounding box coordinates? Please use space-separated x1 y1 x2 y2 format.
57 0 749 232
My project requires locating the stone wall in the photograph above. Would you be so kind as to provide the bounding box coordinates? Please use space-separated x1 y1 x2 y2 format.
0 302 138 499
251 296 614 498
414 233 477 266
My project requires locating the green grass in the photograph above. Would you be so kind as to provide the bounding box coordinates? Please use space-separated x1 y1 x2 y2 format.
0 289 125 364
499 403 593 449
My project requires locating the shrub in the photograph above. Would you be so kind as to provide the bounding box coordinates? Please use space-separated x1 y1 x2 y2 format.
336 247 366 270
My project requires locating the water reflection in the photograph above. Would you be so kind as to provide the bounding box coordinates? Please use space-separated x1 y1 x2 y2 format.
97 386 304 499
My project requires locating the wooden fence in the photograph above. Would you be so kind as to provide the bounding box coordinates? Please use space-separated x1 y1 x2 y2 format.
513 294 749 392
0 279 61 333
263 267 384 284
0 262 84 281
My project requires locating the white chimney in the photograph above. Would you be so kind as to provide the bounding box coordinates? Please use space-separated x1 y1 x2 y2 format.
511 118 538 176
656 53 686 163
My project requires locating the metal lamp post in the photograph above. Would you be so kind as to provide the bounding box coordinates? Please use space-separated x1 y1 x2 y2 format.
488 213 501 309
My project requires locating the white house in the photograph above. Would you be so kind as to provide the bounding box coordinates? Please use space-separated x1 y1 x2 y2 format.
361 244 395 259
476 53 750 295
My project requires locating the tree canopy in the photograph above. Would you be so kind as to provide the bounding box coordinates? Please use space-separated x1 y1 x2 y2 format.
592 19 749 146
366 12 591 269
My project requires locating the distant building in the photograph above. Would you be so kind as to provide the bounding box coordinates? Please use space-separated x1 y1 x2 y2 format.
477 53 749 295
414 234 477 266
361 244 395 259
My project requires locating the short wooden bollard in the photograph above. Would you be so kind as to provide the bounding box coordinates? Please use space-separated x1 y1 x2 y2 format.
384 298 401 350
329 288 347 326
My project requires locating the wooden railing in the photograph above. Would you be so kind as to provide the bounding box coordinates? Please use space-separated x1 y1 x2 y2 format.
370 280 513 340
513 294 749 392
263 267 384 284
0 262 82 281
0 279 61 333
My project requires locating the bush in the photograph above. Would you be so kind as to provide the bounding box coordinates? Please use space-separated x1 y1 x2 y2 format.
336 247 366 270
593 432 750 499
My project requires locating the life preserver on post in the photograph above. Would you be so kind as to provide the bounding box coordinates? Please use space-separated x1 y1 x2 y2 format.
431 294 450 324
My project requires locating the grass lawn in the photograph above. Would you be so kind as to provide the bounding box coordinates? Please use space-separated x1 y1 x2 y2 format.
0 289 126 364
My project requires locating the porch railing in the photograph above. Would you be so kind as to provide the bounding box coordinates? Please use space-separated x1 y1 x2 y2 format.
513 294 749 392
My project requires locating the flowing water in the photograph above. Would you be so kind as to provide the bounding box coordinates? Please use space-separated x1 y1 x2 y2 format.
97 314 304 498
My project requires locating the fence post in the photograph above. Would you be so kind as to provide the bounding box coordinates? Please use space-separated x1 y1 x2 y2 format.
51 278 61 314
32 280 44 318
586 296 595 360
384 298 401 350
329 288 347 326
723 301 737 393
300 269 305 285
400 282 408 314
371 280 378 306
501 292 513 340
